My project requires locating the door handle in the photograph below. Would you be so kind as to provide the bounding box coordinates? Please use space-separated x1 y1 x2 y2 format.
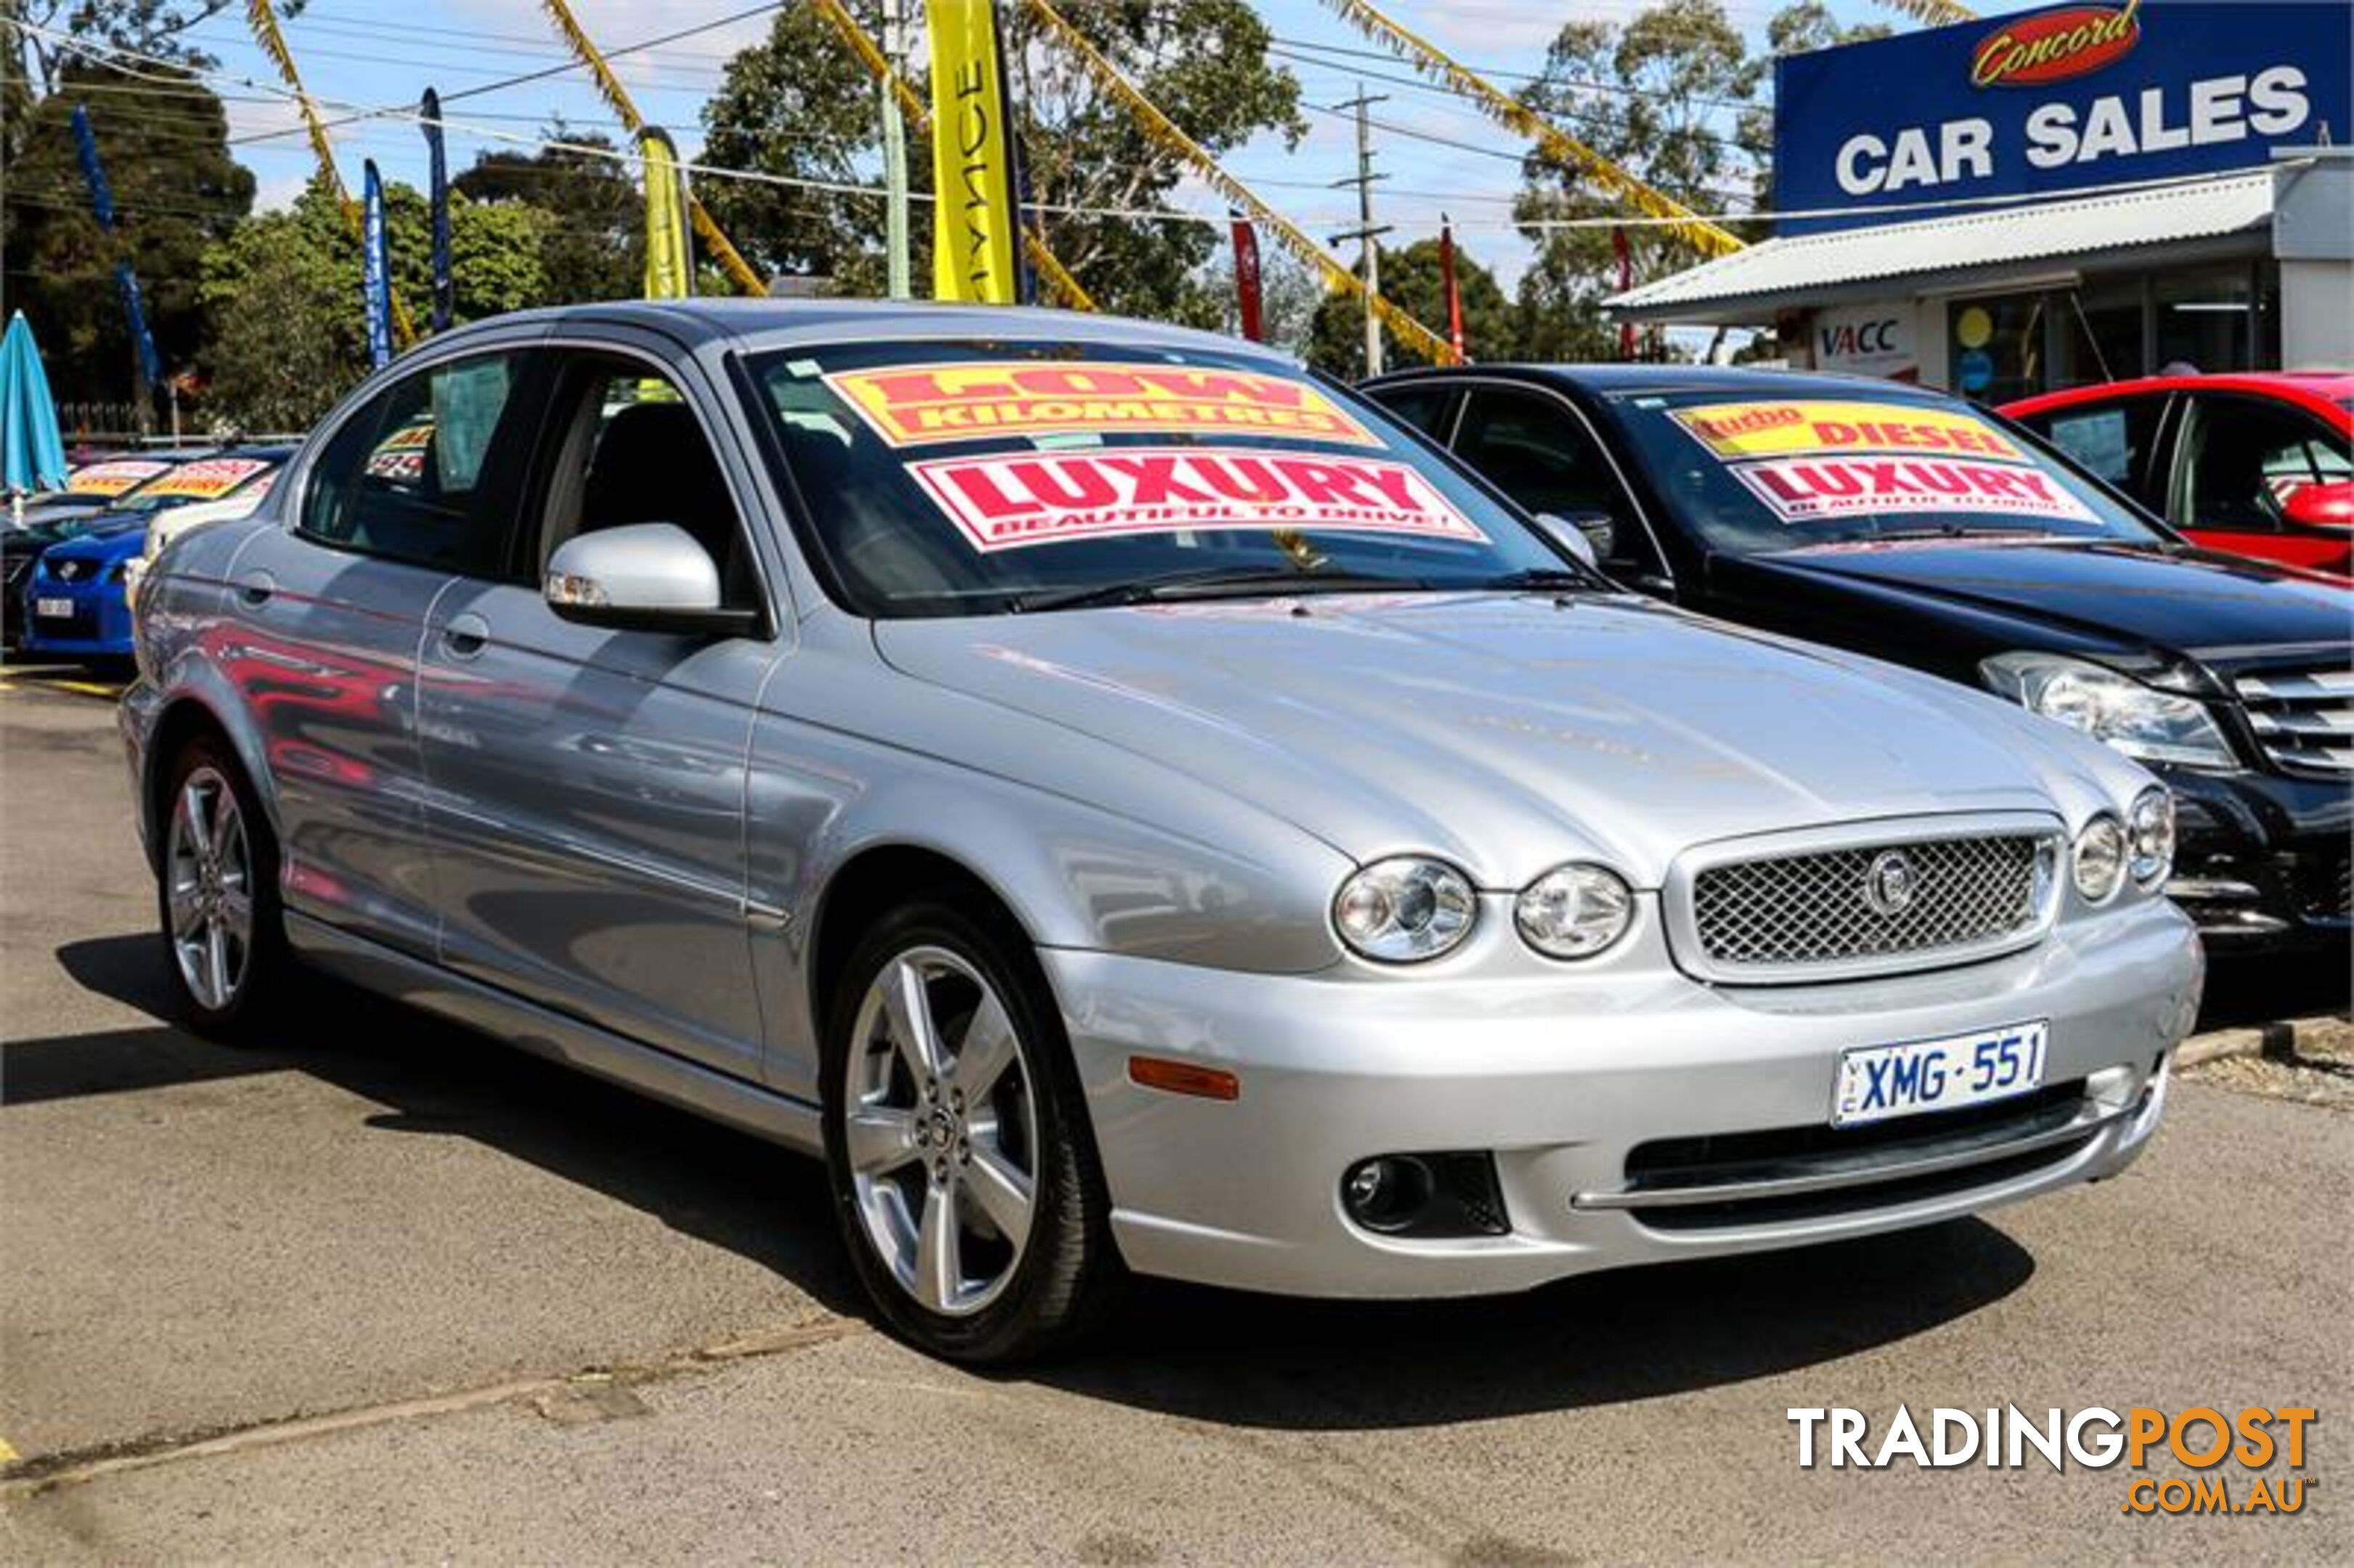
439 613 491 661
235 569 275 608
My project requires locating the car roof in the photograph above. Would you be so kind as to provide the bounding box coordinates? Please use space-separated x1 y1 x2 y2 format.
447 298 1287 364
2005 372 2354 419
1363 362 1956 404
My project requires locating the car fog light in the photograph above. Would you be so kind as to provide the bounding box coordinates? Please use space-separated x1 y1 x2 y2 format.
2074 813 2125 903
1514 863 1634 959
1342 1156 1433 1232
1333 857 1476 962
2127 788 2174 887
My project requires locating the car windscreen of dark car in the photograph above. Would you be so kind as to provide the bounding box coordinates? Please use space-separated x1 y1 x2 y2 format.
1596 388 2166 556
746 341 1578 616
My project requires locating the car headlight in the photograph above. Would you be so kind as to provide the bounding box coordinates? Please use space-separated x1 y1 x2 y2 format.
1981 653 2233 769
1514 863 1634 959
1334 857 1476 963
2127 787 2174 887
106 560 129 584
2073 813 2125 903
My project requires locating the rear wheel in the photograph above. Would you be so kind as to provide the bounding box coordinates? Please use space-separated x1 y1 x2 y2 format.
821 896 1118 1363
156 738 288 1037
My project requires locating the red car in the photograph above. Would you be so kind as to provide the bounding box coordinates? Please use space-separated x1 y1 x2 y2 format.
2005 373 2354 579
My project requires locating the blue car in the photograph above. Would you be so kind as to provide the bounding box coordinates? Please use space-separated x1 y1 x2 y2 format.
21 451 288 663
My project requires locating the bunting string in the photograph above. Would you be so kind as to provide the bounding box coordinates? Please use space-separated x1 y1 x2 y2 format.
245 0 418 345
536 0 767 295
1025 0 1459 365
1317 0 1746 259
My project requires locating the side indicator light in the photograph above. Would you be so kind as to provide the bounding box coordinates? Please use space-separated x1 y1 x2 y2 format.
1127 1056 1240 1101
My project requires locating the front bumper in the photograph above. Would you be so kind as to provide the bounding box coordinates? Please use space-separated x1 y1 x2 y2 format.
2160 764 2350 954
1048 897 2201 1299
21 574 134 658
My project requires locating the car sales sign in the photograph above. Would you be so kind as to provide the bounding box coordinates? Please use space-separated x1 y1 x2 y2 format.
1774 1 2351 234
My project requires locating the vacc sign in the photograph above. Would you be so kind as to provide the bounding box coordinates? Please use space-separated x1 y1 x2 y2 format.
1773 0 2350 234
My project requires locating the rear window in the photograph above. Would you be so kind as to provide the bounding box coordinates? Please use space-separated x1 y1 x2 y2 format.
744 342 1566 616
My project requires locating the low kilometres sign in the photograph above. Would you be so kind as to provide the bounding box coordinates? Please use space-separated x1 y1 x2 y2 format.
1773 0 2353 234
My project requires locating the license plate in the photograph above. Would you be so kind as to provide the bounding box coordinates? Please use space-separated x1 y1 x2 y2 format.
1833 1020 2048 1127
35 597 73 618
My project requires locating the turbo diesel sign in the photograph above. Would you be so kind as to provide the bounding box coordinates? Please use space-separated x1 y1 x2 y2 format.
1773 1 2350 234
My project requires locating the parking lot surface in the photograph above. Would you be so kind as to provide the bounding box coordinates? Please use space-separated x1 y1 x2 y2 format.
2 676 2349 1564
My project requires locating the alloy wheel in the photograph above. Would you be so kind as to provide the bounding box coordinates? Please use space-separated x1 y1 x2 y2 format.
844 945 1039 1317
166 765 254 1012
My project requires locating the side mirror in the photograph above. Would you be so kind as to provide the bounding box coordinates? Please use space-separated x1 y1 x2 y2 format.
2281 480 2354 531
544 523 757 637
1531 510 1616 570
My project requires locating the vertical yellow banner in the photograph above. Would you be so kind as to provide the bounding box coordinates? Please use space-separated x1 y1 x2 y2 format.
641 127 693 300
926 0 1022 303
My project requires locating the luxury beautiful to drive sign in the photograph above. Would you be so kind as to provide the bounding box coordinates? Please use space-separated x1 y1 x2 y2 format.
1773 0 2352 235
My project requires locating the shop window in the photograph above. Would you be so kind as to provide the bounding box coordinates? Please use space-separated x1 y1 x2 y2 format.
2154 267 2262 376
1948 296 2047 405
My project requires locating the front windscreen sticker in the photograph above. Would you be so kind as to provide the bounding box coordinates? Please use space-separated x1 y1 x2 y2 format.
908 447 1488 552
828 361 1379 448
1672 399 2026 463
66 459 167 495
137 457 271 500
1732 456 2098 525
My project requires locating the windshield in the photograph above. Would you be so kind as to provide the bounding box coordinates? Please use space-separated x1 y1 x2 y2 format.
1597 389 2166 555
744 341 1581 616
104 457 277 518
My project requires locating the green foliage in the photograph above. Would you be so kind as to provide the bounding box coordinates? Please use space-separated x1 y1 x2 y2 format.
454 122 644 303
194 177 548 433
696 0 1305 318
1 58 253 410
1304 238 1520 380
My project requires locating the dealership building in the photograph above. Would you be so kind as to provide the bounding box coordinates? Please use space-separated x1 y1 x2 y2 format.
1608 1 2354 401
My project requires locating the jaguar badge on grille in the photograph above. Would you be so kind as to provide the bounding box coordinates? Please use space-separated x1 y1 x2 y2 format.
1865 850 1919 918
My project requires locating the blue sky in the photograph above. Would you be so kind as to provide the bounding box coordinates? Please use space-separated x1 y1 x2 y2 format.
168 0 1913 289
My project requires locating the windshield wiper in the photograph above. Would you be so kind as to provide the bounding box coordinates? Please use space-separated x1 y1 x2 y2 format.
1009 565 1430 613
1470 566 1601 592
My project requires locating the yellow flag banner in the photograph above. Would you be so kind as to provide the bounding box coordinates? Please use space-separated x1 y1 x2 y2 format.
925 0 1025 304
641 128 693 299
813 0 1098 311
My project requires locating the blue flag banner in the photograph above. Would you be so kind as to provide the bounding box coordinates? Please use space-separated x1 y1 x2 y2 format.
69 105 165 390
421 89 453 333
362 160 394 369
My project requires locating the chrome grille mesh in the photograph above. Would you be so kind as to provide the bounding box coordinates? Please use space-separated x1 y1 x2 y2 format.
1691 834 2050 973
2235 665 2353 776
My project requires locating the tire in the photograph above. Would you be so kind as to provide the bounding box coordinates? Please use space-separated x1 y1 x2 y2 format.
155 735 289 1039
820 894 1120 1364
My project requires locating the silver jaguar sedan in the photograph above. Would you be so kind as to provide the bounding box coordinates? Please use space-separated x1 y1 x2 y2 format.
121 301 2202 1362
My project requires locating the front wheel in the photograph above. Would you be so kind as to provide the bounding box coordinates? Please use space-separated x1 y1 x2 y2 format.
821 897 1119 1363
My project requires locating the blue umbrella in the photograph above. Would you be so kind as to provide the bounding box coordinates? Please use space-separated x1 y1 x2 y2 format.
1 311 70 524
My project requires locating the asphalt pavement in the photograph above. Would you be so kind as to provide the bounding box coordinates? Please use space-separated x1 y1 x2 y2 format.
2 674 2348 1564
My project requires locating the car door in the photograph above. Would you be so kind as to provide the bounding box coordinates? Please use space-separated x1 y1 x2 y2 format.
416 339 786 1079
239 343 545 957
1447 384 1676 595
2169 392 2354 572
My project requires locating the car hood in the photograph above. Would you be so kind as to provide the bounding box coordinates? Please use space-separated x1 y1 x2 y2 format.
875 592 2098 887
1747 542 2351 658
41 520 147 563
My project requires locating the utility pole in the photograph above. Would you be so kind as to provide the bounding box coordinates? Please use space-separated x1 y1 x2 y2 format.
879 0 912 300
1327 86 1390 377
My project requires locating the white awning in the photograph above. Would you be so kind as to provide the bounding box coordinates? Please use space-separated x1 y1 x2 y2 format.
1608 171 2276 324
